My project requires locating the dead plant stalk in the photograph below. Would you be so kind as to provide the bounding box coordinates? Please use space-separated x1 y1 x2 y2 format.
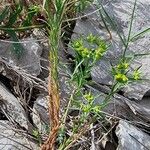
41 0 73 149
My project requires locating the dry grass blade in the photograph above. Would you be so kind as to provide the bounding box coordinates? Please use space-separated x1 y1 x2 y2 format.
40 0 73 149
41 74 60 150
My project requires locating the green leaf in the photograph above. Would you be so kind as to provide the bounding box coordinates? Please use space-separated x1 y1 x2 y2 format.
0 6 10 22
123 0 137 57
22 6 40 26
96 2 126 47
0 24 45 31
1 2 24 58
7 30 24 57
6 3 23 26
130 27 150 41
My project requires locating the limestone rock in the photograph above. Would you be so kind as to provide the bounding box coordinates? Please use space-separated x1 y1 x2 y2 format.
0 81 29 129
0 121 39 150
0 38 42 76
32 96 49 136
116 120 150 150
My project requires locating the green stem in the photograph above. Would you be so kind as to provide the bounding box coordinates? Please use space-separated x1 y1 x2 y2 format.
123 0 137 59
61 89 77 126
101 82 119 109
0 24 45 31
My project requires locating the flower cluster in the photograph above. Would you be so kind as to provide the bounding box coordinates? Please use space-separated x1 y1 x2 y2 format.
114 61 129 83
133 69 141 80
115 73 128 83
72 39 90 58
113 59 141 83
84 92 94 102
72 34 107 61
81 92 101 115
117 62 129 70
87 34 107 60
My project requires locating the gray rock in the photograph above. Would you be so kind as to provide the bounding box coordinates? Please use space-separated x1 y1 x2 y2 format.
138 96 150 110
32 96 49 136
116 120 150 150
72 0 150 100
0 57 47 92
0 38 42 76
59 75 75 100
0 82 29 129
0 120 39 150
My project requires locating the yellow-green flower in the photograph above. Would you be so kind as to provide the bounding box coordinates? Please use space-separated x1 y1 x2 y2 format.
82 105 91 113
81 47 90 58
92 106 101 113
117 62 129 70
84 92 94 102
115 73 128 83
72 40 83 49
32 129 39 138
95 53 103 60
76 46 84 52
94 47 106 60
133 70 140 80
87 34 96 43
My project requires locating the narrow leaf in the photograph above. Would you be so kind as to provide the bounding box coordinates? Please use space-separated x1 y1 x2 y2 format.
22 6 39 26
0 6 10 22
7 30 24 57
130 27 150 41
7 3 23 26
